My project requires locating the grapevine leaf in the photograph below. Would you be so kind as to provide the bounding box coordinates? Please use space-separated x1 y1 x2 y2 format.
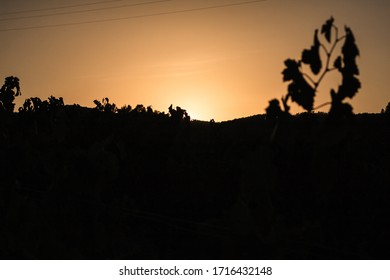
333 56 342 71
301 29 322 75
287 73 315 112
337 73 361 100
330 88 353 117
329 101 353 118
343 27 359 57
342 26 360 75
334 26 360 101
282 59 301 81
321 16 334 43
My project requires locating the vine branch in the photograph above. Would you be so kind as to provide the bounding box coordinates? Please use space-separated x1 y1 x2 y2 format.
314 27 346 91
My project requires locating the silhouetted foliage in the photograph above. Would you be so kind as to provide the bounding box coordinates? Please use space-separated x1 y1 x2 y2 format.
302 29 322 75
147 106 153 114
93 97 117 113
19 95 64 114
0 76 21 113
117 104 132 114
282 59 316 111
133 104 146 114
265 99 283 120
321 16 334 43
266 17 360 119
384 102 390 115
169 104 190 123
22 97 47 113
48 95 64 109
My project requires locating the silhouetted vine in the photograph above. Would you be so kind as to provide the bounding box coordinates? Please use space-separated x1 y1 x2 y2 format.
266 17 360 119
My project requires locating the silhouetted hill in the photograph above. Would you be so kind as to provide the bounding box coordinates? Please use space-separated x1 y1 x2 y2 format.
0 110 389 259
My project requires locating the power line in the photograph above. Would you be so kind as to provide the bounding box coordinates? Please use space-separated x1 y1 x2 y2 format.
0 0 129 16
0 0 172 22
0 0 267 32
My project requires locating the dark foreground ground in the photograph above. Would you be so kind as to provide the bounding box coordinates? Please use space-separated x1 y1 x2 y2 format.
0 108 389 259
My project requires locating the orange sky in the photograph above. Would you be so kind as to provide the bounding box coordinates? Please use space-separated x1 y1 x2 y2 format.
0 0 389 121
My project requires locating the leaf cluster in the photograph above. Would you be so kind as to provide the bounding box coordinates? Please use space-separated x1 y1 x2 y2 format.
169 104 191 123
93 97 117 113
282 59 315 112
19 95 64 114
0 76 21 113
334 27 360 100
266 17 361 119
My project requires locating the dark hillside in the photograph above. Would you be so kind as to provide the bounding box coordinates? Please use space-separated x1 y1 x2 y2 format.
0 110 389 259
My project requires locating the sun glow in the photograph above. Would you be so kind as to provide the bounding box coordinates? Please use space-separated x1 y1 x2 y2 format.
169 86 217 121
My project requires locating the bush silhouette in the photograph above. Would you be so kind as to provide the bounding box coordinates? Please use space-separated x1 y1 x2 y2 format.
168 104 190 123
265 99 283 120
0 76 21 113
117 104 132 114
19 96 64 113
48 95 64 110
266 17 360 118
133 104 146 114
93 97 118 113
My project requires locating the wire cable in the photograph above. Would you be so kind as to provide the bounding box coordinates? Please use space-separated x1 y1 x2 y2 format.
0 0 130 16
0 0 172 22
0 0 267 32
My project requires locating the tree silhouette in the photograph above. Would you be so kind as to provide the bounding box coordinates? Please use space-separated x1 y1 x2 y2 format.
48 95 64 110
133 104 146 114
168 104 190 123
19 96 64 113
0 76 21 113
93 97 117 113
266 17 360 118
19 97 45 113
117 104 132 114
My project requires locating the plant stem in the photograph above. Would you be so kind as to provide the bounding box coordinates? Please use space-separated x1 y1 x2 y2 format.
303 73 316 87
313 102 331 111
320 44 329 55
314 27 345 90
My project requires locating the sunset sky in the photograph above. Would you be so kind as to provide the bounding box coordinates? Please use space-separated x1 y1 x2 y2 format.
0 0 389 121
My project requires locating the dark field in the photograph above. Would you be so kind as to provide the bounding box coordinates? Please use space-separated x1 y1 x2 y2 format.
1 108 389 259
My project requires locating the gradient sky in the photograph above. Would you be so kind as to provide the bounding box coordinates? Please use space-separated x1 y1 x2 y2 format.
0 0 389 121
